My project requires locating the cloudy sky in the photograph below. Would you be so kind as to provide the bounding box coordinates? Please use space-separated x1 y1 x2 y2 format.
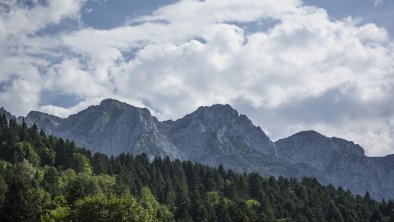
1 0 394 156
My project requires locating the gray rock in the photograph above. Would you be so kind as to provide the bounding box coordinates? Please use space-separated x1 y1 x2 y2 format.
2 99 394 200
27 99 180 159
0 107 14 121
163 104 278 160
276 130 391 200
160 104 315 178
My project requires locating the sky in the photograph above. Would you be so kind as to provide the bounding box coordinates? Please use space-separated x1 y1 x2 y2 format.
0 0 394 156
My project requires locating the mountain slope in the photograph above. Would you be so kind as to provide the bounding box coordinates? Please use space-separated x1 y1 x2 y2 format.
2 99 394 200
27 99 180 159
275 131 391 199
160 104 322 178
20 100 317 178
27 111 64 133
1 121 391 222
163 104 278 159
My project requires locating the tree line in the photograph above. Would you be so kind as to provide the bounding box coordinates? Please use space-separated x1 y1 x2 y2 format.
0 115 393 221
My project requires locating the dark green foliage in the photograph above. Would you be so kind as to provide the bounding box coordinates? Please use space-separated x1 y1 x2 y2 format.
0 120 393 221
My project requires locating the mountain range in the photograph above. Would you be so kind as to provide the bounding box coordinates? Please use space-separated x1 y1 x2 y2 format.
1 99 393 200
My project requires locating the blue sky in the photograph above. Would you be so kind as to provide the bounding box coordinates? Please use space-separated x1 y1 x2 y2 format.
82 0 177 29
305 0 394 35
0 0 394 156
79 0 394 34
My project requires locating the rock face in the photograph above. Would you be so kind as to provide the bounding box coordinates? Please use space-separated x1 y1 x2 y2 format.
276 131 365 171
10 100 316 178
0 108 14 121
27 99 180 159
161 104 321 178
27 111 64 134
1 99 394 200
163 104 277 160
276 131 392 200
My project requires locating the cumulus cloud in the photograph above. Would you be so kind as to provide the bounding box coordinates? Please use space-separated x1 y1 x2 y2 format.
0 0 82 37
0 0 394 156
0 0 84 114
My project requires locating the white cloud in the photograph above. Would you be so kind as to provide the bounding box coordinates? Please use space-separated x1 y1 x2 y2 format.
1 0 394 156
0 0 83 37
0 0 85 114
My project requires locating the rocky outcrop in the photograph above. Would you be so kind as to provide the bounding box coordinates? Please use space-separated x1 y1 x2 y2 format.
18 100 317 178
2 99 394 200
0 107 14 121
26 99 180 159
163 104 278 160
159 104 312 178
27 111 63 134
276 131 391 199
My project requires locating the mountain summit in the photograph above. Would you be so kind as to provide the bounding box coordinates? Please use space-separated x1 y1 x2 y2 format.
1 99 394 200
3 100 312 178
26 99 180 159
276 131 390 199
164 103 278 159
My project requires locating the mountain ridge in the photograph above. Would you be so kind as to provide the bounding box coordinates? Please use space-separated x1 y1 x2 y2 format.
1 98 393 200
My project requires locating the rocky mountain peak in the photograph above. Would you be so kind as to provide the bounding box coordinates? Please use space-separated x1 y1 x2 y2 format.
97 98 152 119
186 104 250 130
194 104 237 118
165 103 278 159
277 130 365 158
99 98 142 111
0 107 13 120
204 104 235 113
4 99 393 200
27 110 62 120
330 137 365 157
288 130 326 141
99 98 127 108
293 130 323 136
275 130 393 199
24 111 63 134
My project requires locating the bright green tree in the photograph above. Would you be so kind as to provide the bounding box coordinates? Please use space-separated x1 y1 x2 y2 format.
70 153 92 174
74 193 157 222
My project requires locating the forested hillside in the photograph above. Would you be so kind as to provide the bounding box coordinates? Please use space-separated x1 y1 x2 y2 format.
10 99 394 200
0 115 393 222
